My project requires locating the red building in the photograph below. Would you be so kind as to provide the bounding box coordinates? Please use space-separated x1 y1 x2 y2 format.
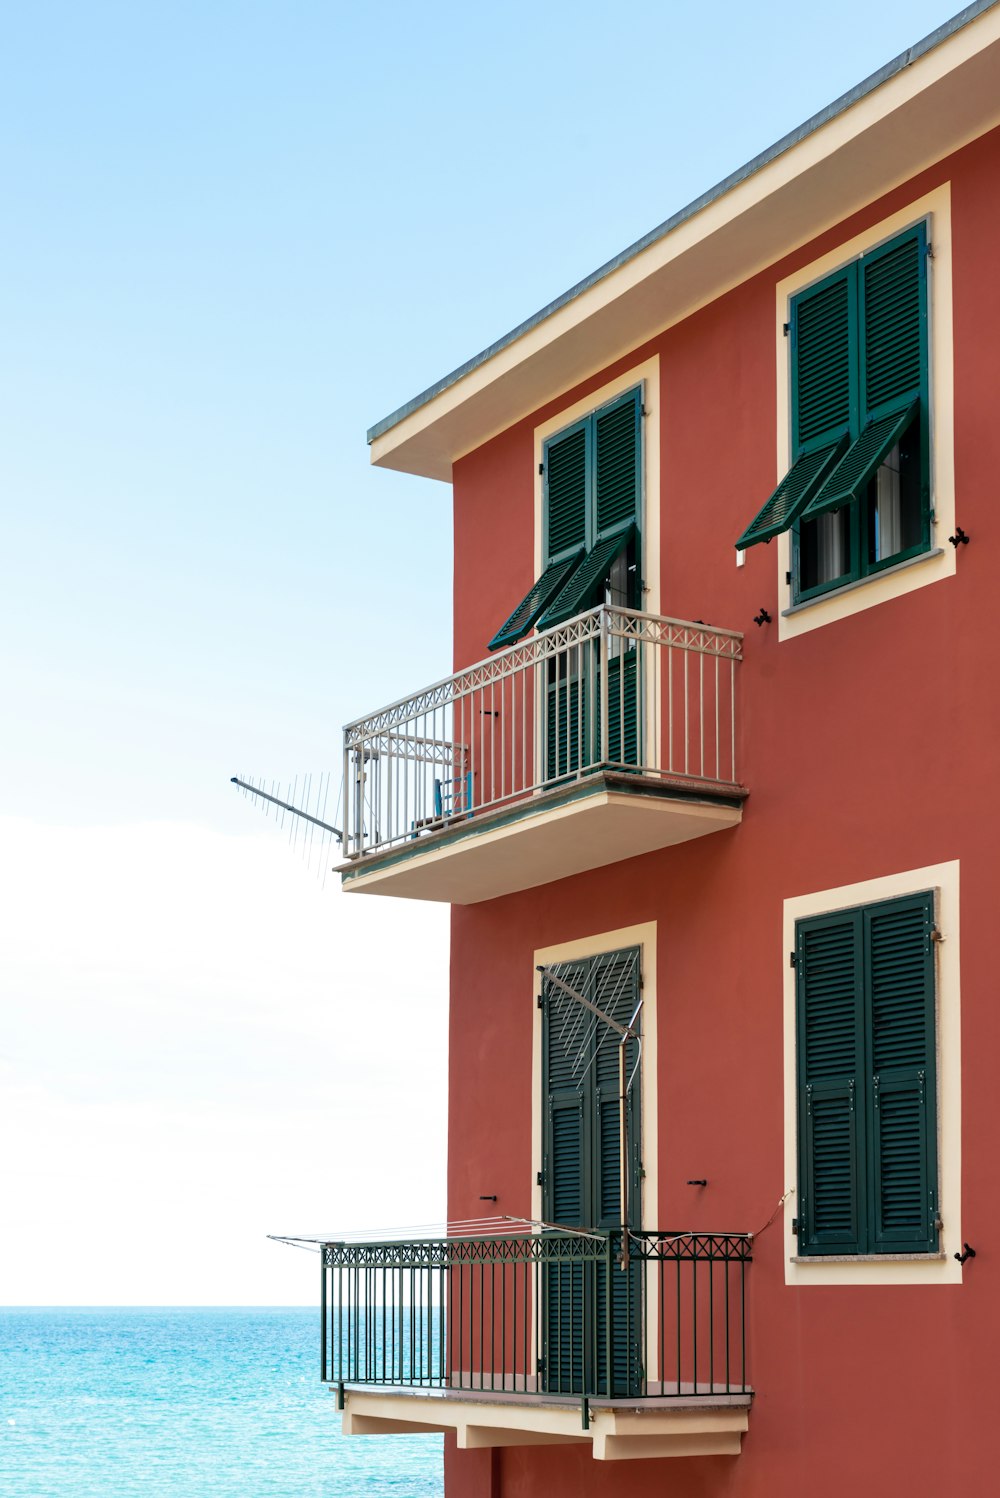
322 5 1000 1493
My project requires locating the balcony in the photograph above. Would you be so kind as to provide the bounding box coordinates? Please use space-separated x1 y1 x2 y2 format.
339 606 746 902
319 1228 752 1461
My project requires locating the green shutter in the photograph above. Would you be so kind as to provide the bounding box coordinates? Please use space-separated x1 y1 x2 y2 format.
860 224 926 421
792 267 857 451
542 959 589 1394
537 524 635 630
599 650 639 767
797 912 866 1255
865 894 937 1253
545 422 589 561
487 549 585 651
591 949 641 1396
546 669 586 780
799 400 918 521
735 436 848 550
595 389 641 538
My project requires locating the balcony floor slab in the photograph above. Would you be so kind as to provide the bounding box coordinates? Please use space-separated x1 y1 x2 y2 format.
339 771 746 903
339 1386 750 1460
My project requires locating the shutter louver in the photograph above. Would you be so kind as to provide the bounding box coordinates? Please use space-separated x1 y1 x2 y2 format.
595 390 640 538
545 424 588 559
867 895 937 1252
487 549 585 651
861 227 926 419
798 914 865 1253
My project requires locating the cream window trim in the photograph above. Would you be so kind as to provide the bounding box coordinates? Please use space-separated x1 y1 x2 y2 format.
783 861 962 1286
775 184 956 641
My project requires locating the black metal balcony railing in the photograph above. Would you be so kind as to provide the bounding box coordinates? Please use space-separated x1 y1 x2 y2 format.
320 1230 751 1402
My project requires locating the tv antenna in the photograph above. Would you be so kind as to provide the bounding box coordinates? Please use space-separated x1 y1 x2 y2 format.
231 772 343 885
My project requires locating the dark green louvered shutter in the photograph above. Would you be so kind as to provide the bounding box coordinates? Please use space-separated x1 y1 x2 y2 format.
799 402 918 520
545 421 589 561
797 911 866 1255
866 894 937 1253
487 550 584 652
860 225 926 422
594 389 641 539
542 960 589 1393
735 438 848 550
600 650 638 768
736 268 855 548
591 948 641 1396
546 669 586 780
792 268 857 452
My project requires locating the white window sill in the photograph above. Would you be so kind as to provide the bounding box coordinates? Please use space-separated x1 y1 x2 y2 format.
790 1252 946 1264
782 547 945 617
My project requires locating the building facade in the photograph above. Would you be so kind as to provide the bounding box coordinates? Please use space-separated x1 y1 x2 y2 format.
323 6 1000 1493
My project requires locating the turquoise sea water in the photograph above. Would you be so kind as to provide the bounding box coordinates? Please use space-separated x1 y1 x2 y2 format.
0 1308 443 1498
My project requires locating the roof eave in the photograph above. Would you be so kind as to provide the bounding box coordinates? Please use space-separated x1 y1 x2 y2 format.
369 1 1000 482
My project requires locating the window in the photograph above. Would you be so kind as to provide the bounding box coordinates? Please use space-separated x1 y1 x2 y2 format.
795 891 938 1257
488 386 641 650
737 223 930 601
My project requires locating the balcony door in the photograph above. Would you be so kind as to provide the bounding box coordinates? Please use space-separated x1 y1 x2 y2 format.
540 946 642 1396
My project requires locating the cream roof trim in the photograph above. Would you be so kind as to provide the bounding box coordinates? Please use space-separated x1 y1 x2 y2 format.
369 2 1000 481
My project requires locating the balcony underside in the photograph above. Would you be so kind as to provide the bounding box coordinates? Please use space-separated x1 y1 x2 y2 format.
339 771 746 903
340 1386 750 1460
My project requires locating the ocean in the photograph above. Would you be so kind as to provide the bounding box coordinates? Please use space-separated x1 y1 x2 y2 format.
0 1308 443 1497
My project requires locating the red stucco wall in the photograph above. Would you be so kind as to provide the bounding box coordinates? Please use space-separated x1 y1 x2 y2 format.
445 126 1000 1497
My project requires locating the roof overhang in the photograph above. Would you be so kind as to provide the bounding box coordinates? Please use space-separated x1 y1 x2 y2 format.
369 2 1000 482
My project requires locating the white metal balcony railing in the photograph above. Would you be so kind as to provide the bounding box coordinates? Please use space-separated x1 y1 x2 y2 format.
342 605 743 861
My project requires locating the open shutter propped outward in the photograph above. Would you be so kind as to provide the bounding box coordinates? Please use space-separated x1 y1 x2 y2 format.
735 436 848 550
487 550 585 652
537 523 635 631
799 401 919 522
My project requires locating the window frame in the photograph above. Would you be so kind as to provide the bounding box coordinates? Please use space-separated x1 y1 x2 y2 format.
782 861 962 1287
788 223 931 604
793 892 939 1258
773 187 955 643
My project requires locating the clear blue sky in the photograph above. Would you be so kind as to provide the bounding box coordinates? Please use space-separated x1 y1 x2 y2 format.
1 0 967 1302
